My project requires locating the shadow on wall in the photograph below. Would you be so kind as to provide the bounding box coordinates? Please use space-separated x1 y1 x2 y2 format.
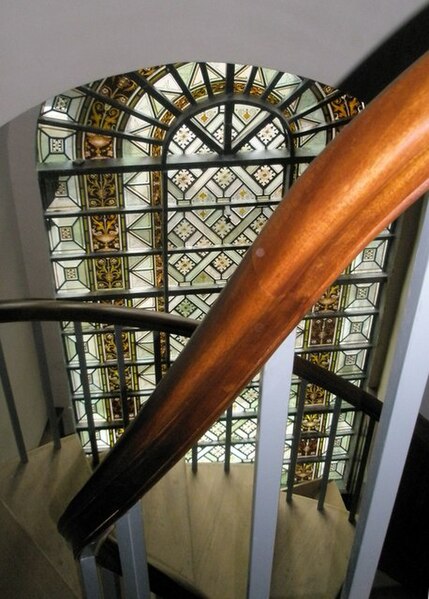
339 4 429 102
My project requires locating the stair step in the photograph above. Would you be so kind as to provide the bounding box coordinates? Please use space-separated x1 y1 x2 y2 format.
143 462 354 599
0 501 78 599
1 442 355 598
292 478 347 510
0 435 91 597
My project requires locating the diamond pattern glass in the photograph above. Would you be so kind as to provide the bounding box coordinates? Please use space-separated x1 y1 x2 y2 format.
37 62 390 490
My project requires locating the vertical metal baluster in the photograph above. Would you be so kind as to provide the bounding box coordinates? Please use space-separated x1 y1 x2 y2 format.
74 321 99 466
114 325 129 428
191 444 198 473
0 337 28 463
116 502 151 599
32 321 61 449
247 332 296 599
286 378 307 503
317 394 342 511
348 417 375 524
153 331 163 384
224 405 233 473
345 411 365 495
164 332 171 371
342 200 429 599
79 543 103 599
99 566 121 599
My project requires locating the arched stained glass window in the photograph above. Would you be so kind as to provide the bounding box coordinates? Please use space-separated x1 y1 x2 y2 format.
37 62 392 485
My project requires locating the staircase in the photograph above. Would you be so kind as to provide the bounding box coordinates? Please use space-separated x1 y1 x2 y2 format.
0 435 356 598
1 53 429 598
0 436 88 598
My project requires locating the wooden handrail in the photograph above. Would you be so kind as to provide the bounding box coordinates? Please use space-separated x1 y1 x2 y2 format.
293 357 382 422
50 53 429 553
0 299 198 336
0 298 383 421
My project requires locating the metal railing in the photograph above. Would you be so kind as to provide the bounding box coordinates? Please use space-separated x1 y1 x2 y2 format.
0 299 380 596
0 298 379 497
0 300 205 598
51 52 429 561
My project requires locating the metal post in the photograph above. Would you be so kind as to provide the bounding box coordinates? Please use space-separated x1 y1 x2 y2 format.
345 411 365 495
348 417 375 524
80 543 103 599
114 325 130 428
286 378 307 503
74 321 99 466
317 394 342 510
99 566 121 599
247 332 296 599
341 199 429 599
191 444 198 473
224 405 233 473
32 321 61 449
153 331 163 384
0 337 28 463
116 502 151 599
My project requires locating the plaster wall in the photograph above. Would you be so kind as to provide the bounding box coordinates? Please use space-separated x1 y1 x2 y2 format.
4 108 71 417
0 0 426 127
0 123 47 461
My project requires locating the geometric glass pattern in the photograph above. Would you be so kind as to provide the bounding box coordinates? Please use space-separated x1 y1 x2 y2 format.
37 62 393 487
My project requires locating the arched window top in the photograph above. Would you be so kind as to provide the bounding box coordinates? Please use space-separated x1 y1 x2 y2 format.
37 61 363 164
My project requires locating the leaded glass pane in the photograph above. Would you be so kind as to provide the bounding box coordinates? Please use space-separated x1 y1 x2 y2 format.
348 239 389 274
44 176 82 212
177 63 204 92
48 216 86 254
343 283 381 311
41 90 87 122
169 292 218 320
37 60 388 491
53 259 90 292
38 127 76 163
230 443 256 463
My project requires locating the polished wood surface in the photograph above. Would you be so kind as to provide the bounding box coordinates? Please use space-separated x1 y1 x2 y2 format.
0 299 198 337
54 53 429 553
0 299 382 422
293 356 382 421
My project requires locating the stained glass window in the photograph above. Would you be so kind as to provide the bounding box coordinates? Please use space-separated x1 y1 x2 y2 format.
37 62 391 487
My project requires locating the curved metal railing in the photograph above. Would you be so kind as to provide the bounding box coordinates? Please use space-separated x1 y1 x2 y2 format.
0 298 382 528
0 299 198 335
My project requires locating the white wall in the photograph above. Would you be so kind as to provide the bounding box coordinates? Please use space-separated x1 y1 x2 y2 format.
0 123 47 461
0 0 426 127
1 0 426 309
3 107 71 423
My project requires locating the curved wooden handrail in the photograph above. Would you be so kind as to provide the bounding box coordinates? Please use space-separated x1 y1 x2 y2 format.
293 356 381 422
53 54 429 553
0 299 198 336
0 298 383 422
